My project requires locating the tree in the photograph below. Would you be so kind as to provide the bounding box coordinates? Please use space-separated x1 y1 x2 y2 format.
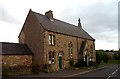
113 53 120 60
103 53 109 63
96 50 103 64
96 50 109 64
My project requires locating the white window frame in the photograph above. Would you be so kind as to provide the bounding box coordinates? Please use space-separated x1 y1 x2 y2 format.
48 35 55 45
52 35 55 45
48 35 52 45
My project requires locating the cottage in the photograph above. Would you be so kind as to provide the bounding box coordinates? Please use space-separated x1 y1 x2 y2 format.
18 9 96 71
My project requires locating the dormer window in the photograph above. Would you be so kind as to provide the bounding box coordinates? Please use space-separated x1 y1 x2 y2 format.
48 34 55 45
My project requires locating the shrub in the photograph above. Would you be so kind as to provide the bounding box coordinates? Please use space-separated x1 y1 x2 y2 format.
2 65 32 77
44 64 51 73
89 61 93 67
69 59 74 66
2 66 10 77
75 59 87 68
93 62 99 68
32 64 40 74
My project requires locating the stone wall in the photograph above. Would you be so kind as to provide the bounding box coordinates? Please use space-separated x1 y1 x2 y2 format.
2 55 32 66
19 10 44 70
2 55 32 76
44 30 96 71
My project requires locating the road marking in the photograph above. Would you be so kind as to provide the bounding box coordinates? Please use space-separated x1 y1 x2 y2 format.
112 72 115 75
107 76 111 79
63 70 92 77
106 67 120 79
63 66 108 77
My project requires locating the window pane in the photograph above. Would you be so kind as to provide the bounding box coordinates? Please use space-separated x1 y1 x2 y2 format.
52 52 54 58
49 35 52 45
52 35 55 45
49 51 52 60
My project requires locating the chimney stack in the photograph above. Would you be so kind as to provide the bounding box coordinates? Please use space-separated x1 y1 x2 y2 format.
45 10 53 21
78 18 82 27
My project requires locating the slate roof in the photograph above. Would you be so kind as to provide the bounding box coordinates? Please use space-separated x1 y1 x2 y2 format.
32 11 95 41
0 42 33 55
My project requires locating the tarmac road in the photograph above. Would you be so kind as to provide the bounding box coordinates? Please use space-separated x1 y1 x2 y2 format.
2 64 120 79
74 64 120 79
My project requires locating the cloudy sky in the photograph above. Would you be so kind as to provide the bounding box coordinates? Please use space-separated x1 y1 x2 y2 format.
0 0 119 50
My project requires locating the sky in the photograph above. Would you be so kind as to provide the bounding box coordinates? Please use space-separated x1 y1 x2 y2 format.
0 0 119 50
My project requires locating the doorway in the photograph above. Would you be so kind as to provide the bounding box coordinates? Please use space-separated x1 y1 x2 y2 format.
58 52 62 69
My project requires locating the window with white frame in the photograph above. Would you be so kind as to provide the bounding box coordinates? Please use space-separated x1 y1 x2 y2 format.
49 51 52 64
48 35 55 45
49 51 55 64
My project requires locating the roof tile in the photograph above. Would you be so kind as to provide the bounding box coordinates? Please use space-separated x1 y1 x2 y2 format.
0 42 33 55
33 11 95 40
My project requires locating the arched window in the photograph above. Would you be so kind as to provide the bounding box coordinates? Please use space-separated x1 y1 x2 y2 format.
90 45 93 61
48 51 55 64
52 51 55 64
49 51 52 64
68 42 73 59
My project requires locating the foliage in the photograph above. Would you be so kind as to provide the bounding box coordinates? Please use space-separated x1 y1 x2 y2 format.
113 53 120 60
75 59 87 68
103 53 109 63
2 65 32 77
96 50 103 64
69 59 75 69
32 64 40 74
89 61 93 67
93 62 99 68
96 50 109 64
108 60 120 64
69 59 74 66
44 64 51 73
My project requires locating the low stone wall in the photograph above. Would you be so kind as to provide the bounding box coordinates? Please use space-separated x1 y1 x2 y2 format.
2 55 32 76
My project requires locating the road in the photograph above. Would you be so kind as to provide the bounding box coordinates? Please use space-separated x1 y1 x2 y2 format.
4 64 120 79
74 64 120 79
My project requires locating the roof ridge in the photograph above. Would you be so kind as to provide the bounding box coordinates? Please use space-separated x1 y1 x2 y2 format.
32 10 79 28
32 10 94 41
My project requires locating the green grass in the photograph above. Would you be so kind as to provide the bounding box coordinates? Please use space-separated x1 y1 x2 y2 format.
97 60 120 68
108 60 120 64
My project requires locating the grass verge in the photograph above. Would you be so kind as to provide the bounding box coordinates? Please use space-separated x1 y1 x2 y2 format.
108 60 120 64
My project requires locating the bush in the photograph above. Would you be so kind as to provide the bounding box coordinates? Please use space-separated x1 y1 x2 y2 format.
2 66 10 77
89 61 93 67
69 59 75 69
96 50 109 64
32 64 40 74
69 59 74 66
2 65 32 77
75 59 87 68
44 64 51 73
93 62 99 68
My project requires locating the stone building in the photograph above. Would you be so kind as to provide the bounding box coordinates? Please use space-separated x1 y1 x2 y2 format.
0 42 33 75
18 9 96 71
